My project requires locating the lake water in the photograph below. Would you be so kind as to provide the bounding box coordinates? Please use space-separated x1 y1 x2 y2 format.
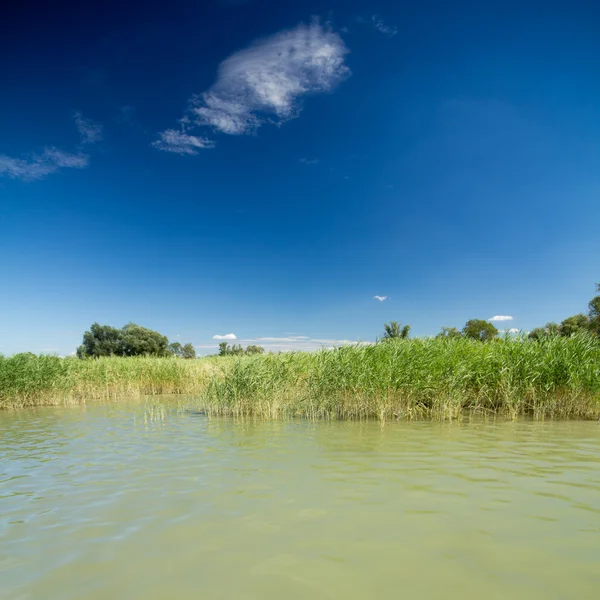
1 399 599 599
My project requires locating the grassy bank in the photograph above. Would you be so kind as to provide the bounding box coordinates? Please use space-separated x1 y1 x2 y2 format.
0 354 219 409
2 334 600 419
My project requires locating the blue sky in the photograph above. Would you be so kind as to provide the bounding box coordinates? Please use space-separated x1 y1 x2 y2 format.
1 0 599 355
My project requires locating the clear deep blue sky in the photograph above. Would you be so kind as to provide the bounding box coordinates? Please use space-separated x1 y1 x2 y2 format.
1 0 599 355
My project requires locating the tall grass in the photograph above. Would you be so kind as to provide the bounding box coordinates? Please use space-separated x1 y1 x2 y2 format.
199 334 600 420
0 354 220 409
1 334 600 419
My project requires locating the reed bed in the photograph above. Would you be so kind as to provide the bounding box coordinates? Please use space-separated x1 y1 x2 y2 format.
0 354 221 408
1 334 600 419
199 334 600 420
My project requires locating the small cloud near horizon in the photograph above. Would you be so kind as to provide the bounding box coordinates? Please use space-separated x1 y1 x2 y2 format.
373 295 389 302
212 333 238 340
488 315 514 322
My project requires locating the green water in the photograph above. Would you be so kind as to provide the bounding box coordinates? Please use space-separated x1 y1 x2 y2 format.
1 400 599 599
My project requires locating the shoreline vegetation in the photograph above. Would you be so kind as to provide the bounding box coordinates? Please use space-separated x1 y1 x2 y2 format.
2 334 599 420
2 283 599 419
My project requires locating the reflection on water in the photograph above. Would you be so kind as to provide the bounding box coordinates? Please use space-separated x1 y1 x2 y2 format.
1 400 599 599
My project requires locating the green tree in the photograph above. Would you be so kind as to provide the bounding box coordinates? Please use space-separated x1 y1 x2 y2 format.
588 283 600 336
246 345 265 354
218 342 265 356
559 314 589 337
181 343 196 359
77 322 170 358
462 319 498 342
169 342 183 357
120 323 170 357
77 323 124 358
528 322 560 340
436 327 462 339
382 321 411 340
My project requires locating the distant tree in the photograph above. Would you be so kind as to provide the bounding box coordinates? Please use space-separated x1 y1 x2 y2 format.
559 314 589 337
529 283 600 341
12 352 37 360
120 323 170 357
169 342 183 357
436 327 462 339
218 342 265 356
246 345 265 354
588 283 600 336
528 322 560 340
382 321 411 340
77 323 124 358
77 322 170 358
462 319 498 342
182 343 196 359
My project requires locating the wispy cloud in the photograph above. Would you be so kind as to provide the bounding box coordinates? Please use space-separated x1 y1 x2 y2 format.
0 148 89 181
373 295 388 302
74 111 103 145
300 158 319 165
154 20 350 151
235 335 373 353
371 15 398 37
488 315 514 322
212 333 238 340
1 112 101 182
152 129 215 155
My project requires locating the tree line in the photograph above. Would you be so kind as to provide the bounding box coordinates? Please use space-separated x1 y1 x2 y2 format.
217 342 265 356
75 283 599 358
76 323 266 358
76 323 196 359
528 283 599 339
381 283 600 342
381 319 498 342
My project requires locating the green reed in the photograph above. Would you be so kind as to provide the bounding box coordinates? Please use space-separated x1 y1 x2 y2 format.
2 334 600 419
0 354 220 408
199 334 600 420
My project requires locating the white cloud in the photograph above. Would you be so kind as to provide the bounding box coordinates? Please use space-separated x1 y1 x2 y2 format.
300 158 319 165
151 129 215 155
249 336 311 342
488 315 514 322
233 335 373 353
73 111 103 144
373 295 388 301
155 20 350 150
0 148 89 181
371 15 398 37
212 333 238 340
508 328 520 334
